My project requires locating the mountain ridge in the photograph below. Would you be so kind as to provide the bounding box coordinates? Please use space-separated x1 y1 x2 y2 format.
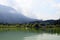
0 5 37 24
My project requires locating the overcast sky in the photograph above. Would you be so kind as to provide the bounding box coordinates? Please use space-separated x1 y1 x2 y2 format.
0 0 60 20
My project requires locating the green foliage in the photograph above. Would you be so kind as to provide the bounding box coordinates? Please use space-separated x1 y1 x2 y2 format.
0 20 60 34
54 19 60 25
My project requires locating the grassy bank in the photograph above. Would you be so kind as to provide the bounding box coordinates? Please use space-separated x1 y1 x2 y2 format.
0 24 60 34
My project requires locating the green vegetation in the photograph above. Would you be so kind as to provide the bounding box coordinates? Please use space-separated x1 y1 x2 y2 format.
0 19 60 34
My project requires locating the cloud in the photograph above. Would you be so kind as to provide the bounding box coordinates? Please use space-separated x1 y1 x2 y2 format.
31 0 60 20
8 0 32 17
0 0 33 18
0 0 60 20
0 0 8 6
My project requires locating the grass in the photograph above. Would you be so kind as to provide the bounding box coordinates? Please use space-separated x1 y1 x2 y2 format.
0 24 60 34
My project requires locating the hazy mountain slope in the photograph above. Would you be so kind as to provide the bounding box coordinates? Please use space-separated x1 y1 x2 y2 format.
0 5 35 24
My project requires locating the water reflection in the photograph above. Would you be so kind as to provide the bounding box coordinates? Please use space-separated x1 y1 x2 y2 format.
24 33 60 40
0 31 37 40
0 31 60 40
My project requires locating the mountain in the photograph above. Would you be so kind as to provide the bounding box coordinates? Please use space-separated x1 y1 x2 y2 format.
0 5 36 24
29 19 60 25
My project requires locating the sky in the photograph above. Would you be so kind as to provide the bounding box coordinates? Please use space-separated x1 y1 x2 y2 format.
0 0 60 20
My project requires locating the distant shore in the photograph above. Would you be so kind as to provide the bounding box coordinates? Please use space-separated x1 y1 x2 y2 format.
0 24 60 34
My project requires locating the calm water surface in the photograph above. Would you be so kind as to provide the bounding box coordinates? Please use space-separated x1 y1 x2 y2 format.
0 31 60 40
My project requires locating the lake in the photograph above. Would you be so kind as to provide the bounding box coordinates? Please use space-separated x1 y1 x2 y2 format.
0 31 60 40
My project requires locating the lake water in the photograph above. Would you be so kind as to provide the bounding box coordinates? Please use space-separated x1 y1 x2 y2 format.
0 31 60 40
